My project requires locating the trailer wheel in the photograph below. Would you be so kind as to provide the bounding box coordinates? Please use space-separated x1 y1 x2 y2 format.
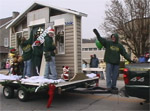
17 88 29 102
3 86 14 99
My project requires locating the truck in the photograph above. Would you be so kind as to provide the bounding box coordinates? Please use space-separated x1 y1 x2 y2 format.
122 63 150 103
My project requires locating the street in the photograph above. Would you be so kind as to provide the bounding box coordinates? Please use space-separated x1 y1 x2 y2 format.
0 80 149 111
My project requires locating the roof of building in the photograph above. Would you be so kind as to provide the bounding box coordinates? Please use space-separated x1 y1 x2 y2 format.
6 1 87 29
82 38 96 43
0 17 13 29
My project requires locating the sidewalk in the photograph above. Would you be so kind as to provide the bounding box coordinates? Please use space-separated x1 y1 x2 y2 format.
99 79 125 90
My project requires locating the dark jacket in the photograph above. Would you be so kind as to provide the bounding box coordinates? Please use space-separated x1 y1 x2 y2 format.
32 45 43 57
32 44 43 66
43 34 56 56
21 30 33 61
90 54 99 68
93 29 132 65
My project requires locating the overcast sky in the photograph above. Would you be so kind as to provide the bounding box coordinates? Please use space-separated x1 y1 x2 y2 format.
0 0 110 39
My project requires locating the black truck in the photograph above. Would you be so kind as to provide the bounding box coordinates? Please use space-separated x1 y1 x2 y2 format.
122 63 150 102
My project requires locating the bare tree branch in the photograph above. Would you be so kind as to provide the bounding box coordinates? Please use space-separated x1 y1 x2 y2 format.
100 0 150 57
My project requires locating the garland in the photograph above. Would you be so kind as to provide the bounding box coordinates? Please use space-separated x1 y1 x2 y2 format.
55 34 64 43
0 80 49 93
0 80 14 86
18 82 49 93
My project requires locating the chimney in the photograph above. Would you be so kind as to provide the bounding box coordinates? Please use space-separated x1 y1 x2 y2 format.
12 11 19 19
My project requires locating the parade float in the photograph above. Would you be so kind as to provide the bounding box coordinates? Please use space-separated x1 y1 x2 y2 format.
0 1 104 108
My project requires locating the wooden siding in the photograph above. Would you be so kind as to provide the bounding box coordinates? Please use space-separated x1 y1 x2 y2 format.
27 7 49 26
55 25 74 78
76 16 82 73
23 31 28 39
10 34 16 48
10 31 29 49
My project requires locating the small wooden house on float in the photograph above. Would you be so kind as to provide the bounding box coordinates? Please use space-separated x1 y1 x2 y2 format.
6 1 87 78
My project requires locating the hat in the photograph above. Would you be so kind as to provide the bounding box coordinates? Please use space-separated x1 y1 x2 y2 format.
35 40 41 44
10 48 16 52
48 29 55 34
111 33 119 38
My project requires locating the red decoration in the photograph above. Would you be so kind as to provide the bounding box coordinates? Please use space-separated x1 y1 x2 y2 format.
61 66 70 81
35 40 41 44
10 48 16 52
96 74 100 87
47 84 56 108
48 29 55 33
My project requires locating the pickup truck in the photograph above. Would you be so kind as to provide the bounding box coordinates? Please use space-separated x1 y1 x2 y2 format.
122 63 150 102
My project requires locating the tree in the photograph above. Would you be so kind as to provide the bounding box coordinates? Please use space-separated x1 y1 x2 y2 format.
101 0 150 57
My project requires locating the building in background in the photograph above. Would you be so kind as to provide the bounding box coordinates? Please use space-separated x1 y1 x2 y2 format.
82 42 105 67
0 12 19 69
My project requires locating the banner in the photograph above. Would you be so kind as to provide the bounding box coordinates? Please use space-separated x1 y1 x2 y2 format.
36 26 51 44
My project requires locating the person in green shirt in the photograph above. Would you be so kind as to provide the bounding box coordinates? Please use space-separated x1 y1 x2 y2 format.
31 31 43 76
43 29 57 80
20 29 33 78
93 29 134 92
32 40 43 76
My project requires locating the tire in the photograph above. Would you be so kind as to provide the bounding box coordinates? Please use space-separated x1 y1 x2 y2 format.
3 86 14 99
17 88 29 102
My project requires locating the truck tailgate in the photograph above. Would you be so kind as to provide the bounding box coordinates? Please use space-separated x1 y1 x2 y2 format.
125 63 150 86
128 70 149 85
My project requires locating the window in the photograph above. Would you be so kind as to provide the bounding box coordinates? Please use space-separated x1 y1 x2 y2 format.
89 48 92 51
4 38 8 47
33 25 45 38
16 32 23 55
85 48 88 51
55 25 65 54
94 48 97 51
82 48 85 51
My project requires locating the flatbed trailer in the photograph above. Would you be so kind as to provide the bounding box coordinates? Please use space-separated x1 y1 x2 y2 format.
0 76 100 107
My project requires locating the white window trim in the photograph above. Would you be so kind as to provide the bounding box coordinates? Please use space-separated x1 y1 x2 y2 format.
15 31 23 49
28 19 46 26
54 25 65 55
4 38 9 47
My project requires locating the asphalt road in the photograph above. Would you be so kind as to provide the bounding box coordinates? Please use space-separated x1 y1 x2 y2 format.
0 80 149 111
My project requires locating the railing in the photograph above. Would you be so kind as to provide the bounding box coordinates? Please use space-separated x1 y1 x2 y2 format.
82 68 106 80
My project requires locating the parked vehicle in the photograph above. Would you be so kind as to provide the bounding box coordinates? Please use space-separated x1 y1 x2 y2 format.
122 63 150 102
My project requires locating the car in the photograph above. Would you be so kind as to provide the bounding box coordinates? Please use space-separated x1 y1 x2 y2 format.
121 63 150 102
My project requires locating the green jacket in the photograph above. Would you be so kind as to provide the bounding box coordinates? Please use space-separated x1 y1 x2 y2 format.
43 34 56 56
21 30 33 61
32 44 43 66
32 45 43 57
93 29 132 65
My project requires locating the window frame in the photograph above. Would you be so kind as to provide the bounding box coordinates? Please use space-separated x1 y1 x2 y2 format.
54 25 65 55
4 38 9 47
15 31 23 55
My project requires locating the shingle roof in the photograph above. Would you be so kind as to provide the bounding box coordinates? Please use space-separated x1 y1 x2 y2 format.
0 17 12 28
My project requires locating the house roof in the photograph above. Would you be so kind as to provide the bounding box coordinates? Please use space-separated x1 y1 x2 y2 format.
6 1 87 29
0 17 13 29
